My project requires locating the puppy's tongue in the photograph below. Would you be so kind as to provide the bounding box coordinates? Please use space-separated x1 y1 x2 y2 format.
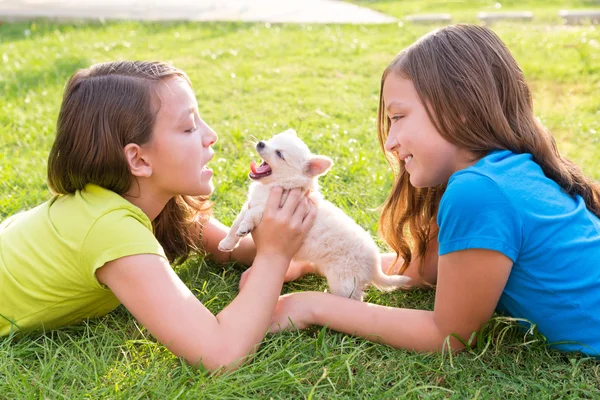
250 160 271 174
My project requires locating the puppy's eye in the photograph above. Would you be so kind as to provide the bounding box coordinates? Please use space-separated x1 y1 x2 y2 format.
275 150 285 160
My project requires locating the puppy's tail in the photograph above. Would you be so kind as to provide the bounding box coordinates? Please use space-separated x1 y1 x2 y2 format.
371 266 412 292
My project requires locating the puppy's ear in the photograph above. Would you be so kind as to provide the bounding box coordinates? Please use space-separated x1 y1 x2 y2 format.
303 155 333 177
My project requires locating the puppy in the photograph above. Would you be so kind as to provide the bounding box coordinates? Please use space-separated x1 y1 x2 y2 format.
218 129 411 300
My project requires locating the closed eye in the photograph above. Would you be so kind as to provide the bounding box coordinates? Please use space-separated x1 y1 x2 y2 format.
184 126 196 133
390 115 404 122
275 150 285 160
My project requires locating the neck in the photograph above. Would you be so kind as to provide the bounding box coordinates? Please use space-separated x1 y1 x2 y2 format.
263 177 320 193
122 181 171 221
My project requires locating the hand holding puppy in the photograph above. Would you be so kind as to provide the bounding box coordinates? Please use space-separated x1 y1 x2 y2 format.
251 187 316 263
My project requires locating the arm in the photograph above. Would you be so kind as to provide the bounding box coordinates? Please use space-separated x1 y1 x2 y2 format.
201 217 256 265
271 248 512 352
97 187 316 371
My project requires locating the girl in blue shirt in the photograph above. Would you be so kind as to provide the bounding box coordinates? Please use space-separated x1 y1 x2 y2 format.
268 24 600 356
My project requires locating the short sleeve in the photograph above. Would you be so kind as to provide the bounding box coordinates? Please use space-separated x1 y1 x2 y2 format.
80 208 168 289
437 172 522 261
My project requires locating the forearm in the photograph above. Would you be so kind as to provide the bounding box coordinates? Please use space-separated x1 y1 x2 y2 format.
201 217 256 265
231 236 256 265
215 253 289 360
304 292 460 352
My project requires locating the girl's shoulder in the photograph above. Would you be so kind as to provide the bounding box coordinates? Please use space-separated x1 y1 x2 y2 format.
59 185 165 275
2 184 155 254
52 184 152 231
443 148 597 237
451 150 537 185
448 149 553 203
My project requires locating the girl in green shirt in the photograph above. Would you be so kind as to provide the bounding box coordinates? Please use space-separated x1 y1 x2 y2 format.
0 60 316 371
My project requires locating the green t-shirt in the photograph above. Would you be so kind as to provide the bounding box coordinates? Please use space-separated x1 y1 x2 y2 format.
0 184 167 336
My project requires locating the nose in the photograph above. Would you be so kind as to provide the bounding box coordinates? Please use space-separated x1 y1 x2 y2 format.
204 127 218 147
256 141 265 150
384 134 399 152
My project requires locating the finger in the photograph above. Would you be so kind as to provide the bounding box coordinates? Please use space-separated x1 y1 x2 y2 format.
302 197 314 219
301 202 318 229
280 188 303 215
302 197 317 220
264 186 284 214
290 197 310 225
279 189 290 209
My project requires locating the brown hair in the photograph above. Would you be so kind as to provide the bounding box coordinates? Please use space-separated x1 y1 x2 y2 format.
48 60 210 263
377 24 600 275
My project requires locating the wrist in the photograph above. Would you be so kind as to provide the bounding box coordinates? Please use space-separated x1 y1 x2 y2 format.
301 262 316 275
298 291 321 326
253 251 292 271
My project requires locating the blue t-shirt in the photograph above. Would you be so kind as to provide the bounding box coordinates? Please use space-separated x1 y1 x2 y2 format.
437 150 600 356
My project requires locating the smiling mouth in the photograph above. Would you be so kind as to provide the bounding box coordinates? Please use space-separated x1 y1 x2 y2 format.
249 160 272 180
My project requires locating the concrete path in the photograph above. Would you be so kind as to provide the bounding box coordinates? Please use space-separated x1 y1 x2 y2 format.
0 0 397 24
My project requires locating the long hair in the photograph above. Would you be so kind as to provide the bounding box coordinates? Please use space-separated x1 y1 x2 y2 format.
48 60 210 263
377 24 600 275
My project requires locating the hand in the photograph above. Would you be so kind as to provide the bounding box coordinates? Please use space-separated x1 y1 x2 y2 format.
269 292 315 333
251 187 316 260
381 252 404 275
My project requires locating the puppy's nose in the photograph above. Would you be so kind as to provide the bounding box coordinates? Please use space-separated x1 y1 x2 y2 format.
256 141 265 150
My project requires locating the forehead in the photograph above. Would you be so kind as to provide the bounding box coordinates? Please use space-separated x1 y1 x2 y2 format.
154 76 196 115
269 133 310 152
382 73 418 104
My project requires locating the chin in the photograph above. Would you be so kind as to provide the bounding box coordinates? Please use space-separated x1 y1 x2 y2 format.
409 176 445 189
408 176 431 189
198 183 215 196
184 181 214 197
408 176 423 188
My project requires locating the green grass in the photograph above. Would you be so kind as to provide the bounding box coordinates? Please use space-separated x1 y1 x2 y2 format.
1 12 600 399
350 0 600 23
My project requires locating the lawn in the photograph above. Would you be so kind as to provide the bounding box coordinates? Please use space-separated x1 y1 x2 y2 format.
1 11 599 399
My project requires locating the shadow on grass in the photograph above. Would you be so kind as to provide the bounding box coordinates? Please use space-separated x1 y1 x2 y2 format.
0 19 256 46
1 56 90 99
0 19 258 97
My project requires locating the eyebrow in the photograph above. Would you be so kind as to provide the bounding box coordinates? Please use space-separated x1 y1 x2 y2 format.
179 106 196 122
385 101 408 113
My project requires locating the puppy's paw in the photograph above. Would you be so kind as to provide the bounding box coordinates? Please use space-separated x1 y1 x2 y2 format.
236 223 253 237
218 238 237 252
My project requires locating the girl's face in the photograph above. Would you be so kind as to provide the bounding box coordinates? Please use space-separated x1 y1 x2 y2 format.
382 74 473 188
144 76 218 197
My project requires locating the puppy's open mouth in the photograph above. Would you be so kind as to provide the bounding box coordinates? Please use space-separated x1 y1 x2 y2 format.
249 160 272 180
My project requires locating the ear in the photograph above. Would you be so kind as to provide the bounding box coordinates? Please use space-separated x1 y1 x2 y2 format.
283 128 298 137
124 143 152 178
303 155 333 177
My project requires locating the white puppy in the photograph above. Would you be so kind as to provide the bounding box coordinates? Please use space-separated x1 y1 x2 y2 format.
218 129 411 301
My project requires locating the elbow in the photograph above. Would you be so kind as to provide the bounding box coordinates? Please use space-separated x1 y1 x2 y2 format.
433 329 477 354
431 315 479 353
436 336 469 353
186 344 250 372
